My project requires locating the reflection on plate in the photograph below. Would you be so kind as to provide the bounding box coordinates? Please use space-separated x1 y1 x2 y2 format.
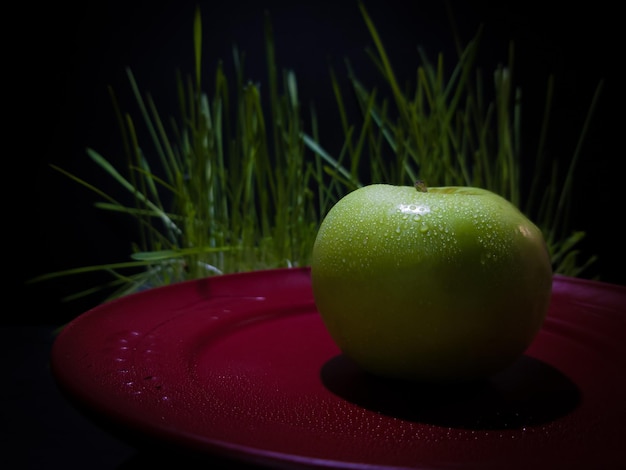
52 268 626 469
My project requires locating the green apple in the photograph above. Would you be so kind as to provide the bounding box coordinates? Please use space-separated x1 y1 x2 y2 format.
311 183 552 382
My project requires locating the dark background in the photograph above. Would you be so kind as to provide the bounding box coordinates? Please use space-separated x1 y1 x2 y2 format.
9 0 623 327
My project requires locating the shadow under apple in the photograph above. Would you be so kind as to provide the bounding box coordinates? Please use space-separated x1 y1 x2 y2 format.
320 354 580 430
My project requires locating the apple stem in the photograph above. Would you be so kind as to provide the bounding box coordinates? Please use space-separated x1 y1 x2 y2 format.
414 180 428 192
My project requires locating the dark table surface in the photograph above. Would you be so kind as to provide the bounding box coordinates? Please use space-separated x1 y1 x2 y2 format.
3 326 135 469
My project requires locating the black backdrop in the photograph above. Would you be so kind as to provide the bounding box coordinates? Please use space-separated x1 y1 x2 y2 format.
10 0 622 326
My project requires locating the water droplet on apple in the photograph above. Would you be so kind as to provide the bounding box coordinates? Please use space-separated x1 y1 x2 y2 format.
395 226 401 234
479 251 495 265
420 223 429 233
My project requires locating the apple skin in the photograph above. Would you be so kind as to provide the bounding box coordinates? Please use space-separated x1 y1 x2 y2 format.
311 184 552 382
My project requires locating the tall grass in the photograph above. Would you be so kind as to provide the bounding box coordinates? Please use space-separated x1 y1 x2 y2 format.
31 3 597 305
306 2 600 277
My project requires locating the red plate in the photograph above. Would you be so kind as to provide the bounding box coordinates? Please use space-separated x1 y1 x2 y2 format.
51 267 626 469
